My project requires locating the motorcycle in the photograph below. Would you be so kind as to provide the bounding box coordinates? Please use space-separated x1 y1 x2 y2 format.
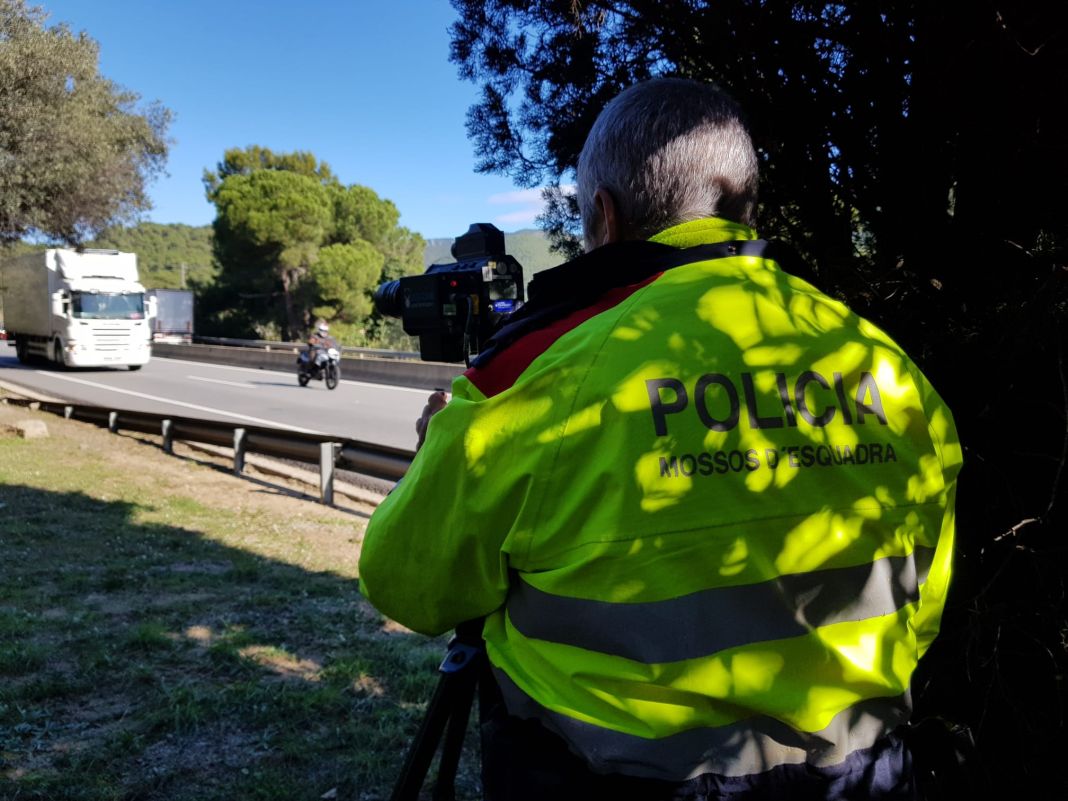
297 346 341 390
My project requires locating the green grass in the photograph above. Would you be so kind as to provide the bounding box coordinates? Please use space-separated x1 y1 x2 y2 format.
0 410 475 800
0 609 33 636
124 622 174 651
0 641 49 675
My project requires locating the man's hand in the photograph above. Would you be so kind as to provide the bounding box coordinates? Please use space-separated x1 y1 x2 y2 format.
415 390 449 451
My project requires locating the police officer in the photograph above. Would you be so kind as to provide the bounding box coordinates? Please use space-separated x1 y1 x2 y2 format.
359 78 961 800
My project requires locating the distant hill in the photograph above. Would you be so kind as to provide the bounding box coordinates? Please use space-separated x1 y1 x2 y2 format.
424 228 563 286
90 223 215 290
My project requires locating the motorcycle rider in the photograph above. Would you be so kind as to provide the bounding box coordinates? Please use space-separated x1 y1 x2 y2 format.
304 322 337 369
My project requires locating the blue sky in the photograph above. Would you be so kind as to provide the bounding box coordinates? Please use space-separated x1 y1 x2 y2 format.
39 0 548 239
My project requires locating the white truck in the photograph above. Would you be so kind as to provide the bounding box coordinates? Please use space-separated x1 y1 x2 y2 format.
0 248 155 369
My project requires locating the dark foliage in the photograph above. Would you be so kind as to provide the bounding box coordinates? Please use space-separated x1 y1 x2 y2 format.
201 147 424 343
0 0 171 245
450 0 1067 792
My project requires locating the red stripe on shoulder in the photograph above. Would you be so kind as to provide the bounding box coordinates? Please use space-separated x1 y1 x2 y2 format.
464 273 662 398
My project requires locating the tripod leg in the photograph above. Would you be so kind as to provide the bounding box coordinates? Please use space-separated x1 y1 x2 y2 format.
391 674 457 801
432 665 480 801
391 622 486 801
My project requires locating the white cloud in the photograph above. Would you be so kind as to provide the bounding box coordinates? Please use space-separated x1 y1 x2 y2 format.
488 188 545 205
486 185 575 230
495 209 541 226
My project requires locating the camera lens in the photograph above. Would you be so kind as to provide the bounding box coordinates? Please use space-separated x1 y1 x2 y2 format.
372 280 403 318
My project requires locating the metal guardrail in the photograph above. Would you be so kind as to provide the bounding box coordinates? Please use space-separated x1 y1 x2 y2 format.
3 396 414 505
195 336 420 361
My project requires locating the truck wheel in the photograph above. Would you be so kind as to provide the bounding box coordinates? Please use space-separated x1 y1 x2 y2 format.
128 365 142 371
53 340 66 369
15 338 29 364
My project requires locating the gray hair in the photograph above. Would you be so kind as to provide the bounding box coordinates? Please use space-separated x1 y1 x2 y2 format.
577 78 759 248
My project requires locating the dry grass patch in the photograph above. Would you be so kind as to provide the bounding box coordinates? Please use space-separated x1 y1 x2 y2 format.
0 400 478 801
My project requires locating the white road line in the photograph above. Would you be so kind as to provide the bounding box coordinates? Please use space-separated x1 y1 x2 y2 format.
342 379 439 395
154 356 443 395
33 371 328 434
153 356 301 378
187 375 254 389
0 376 66 402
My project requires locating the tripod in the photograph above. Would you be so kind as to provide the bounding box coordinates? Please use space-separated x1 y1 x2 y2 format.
391 620 485 801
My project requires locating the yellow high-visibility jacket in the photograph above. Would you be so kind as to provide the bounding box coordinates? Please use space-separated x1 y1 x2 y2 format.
359 218 961 781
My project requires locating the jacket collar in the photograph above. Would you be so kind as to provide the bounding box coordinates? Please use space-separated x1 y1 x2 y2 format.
473 219 769 369
527 217 758 304
647 217 758 248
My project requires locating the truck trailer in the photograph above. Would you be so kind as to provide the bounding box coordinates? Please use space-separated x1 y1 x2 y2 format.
0 248 155 369
146 288 194 344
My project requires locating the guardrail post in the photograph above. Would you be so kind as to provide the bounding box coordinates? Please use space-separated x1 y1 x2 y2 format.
233 428 247 474
320 442 339 505
64 405 73 419
162 419 174 454
108 411 119 433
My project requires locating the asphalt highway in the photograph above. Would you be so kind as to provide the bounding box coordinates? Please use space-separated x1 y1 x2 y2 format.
0 342 430 451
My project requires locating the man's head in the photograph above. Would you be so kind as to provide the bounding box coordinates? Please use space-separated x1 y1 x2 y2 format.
316 322 329 336
577 78 759 251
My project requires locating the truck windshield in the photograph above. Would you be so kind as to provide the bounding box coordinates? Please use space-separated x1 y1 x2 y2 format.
71 292 145 320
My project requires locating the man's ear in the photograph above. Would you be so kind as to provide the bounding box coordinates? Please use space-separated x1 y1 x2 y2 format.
592 187 622 247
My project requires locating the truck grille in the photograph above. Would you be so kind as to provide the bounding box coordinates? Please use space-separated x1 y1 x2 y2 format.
90 326 133 351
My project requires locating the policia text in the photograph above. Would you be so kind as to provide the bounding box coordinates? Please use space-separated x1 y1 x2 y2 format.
646 370 888 436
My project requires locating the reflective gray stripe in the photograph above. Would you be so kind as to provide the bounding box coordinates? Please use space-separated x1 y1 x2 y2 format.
493 666 911 780
508 547 935 663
